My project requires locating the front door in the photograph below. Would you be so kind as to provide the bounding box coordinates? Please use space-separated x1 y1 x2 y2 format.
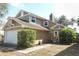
53 31 59 43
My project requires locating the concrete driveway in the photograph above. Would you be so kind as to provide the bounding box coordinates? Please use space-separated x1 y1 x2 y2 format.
0 43 78 56
16 44 74 56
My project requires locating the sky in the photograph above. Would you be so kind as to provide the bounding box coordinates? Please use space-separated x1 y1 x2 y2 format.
3 3 79 23
54 3 79 19
7 3 54 19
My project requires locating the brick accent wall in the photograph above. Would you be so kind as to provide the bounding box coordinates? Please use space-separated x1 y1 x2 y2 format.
36 30 51 43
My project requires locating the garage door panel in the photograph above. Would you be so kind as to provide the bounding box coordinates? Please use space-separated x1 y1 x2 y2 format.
4 30 17 44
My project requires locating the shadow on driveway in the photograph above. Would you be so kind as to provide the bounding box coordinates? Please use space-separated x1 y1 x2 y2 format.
55 43 79 56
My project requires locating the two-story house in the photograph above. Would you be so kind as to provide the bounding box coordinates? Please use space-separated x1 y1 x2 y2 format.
3 10 64 45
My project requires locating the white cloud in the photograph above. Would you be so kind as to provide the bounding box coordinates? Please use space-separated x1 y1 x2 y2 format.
2 0 79 3
9 3 21 7
53 3 79 19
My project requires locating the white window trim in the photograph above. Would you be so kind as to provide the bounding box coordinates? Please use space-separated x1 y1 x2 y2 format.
43 21 49 27
21 11 24 16
29 16 36 24
29 16 31 22
31 17 36 23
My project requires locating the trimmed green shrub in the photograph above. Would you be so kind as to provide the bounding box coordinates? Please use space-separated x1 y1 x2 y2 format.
59 28 77 44
17 28 36 48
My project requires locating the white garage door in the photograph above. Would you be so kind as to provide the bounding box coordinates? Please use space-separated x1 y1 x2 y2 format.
4 30 17 44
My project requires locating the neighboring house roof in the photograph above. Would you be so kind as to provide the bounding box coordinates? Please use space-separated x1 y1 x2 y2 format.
50 24 65 30
4 17 49 31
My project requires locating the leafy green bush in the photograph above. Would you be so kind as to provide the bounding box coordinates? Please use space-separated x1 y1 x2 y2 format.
17 28 36 48
59 28 77 44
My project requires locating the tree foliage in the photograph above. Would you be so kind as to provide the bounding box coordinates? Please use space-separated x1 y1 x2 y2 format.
0 3 8 17
70 18 76 25
59 28 77 44
58 15 69 26
71 18 75 22
0 3 8 23
17 29 36 48
77 18 79 25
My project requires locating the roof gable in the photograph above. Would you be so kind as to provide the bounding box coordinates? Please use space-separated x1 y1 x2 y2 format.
15 10 29 17
50 24 65 30
4 17 49 31
3 17 24 30
16 10 49 21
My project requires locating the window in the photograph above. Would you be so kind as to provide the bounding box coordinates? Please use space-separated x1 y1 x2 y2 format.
44 21 49 27
31 17 36 23
45 22 48 25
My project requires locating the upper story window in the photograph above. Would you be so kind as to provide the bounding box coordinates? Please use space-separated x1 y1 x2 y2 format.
43 21 49 27
31 17 36 23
